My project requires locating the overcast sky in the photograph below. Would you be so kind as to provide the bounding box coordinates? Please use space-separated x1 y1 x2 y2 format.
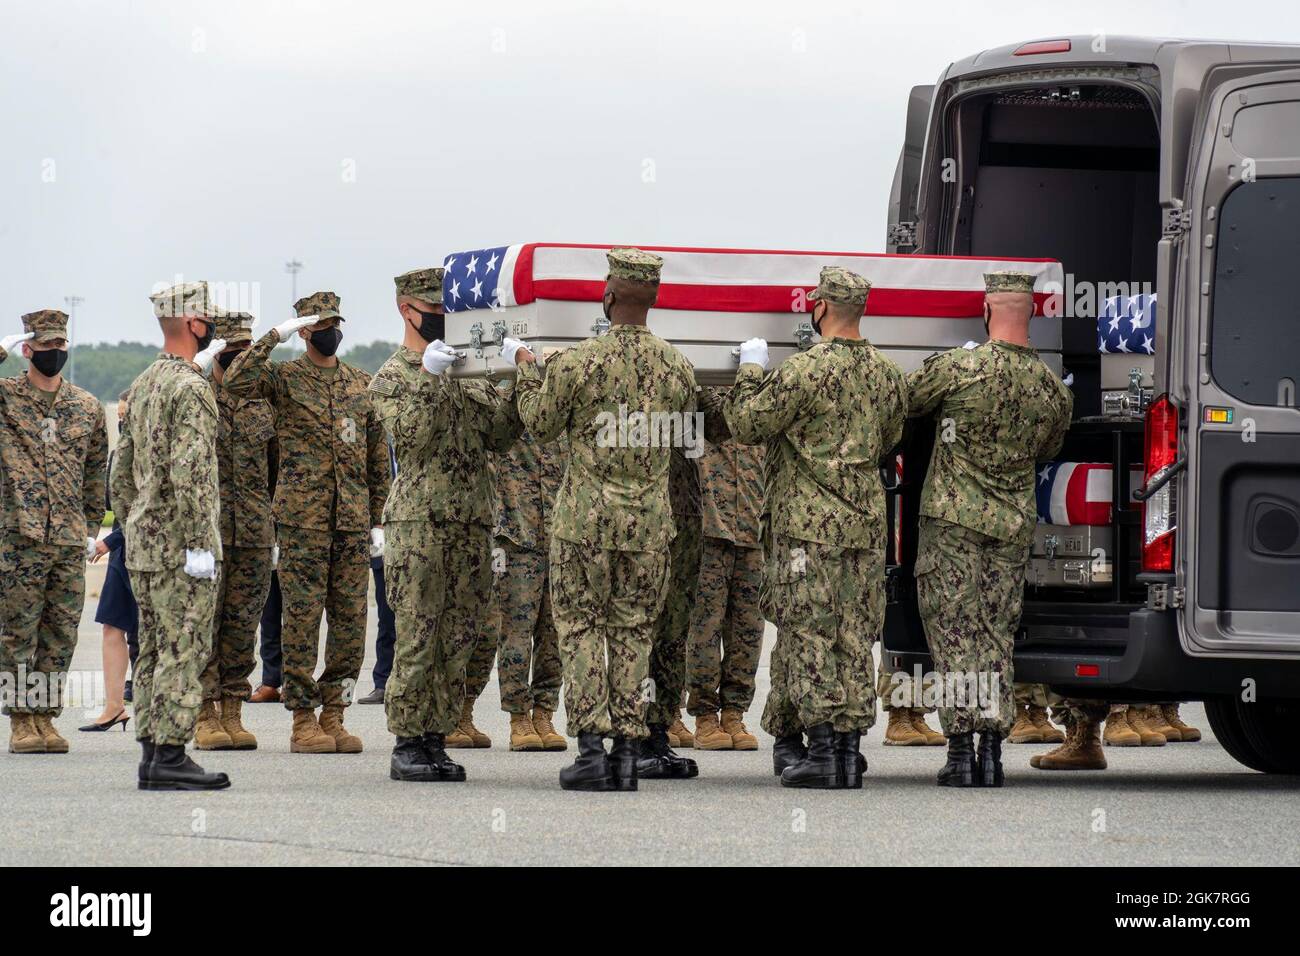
5 0 1300 345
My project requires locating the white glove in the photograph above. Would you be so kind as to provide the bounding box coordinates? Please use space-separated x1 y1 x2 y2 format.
500 336 530 365
273 315 317 342
0 332 35 355
369 527 385 558
962 341 979 350
85 537 98 561
738 338 769 370
271 543 280 569
1062 372 1075 388
422 339 458 376
184 548 217 580
193 338 227 373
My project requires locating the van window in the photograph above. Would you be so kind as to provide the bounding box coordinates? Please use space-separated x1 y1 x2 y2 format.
1211 177 1300 407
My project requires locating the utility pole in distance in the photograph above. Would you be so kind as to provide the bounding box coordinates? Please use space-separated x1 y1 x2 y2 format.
64 295 84 385
285 259 303 354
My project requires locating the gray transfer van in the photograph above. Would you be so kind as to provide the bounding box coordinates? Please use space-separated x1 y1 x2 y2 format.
881 35 1300 772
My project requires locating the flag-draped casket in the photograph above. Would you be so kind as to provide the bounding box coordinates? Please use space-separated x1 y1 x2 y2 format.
440 243 1064 382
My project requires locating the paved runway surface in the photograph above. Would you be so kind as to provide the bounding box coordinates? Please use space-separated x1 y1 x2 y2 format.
3 565 1297 866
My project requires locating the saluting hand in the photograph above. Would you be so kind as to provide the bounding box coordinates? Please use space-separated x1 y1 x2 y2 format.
0 331 35 356
193 338 227 373
273 315 317 342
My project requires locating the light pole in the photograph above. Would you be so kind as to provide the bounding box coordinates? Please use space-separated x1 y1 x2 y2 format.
64 295 84 385
285 260 303 354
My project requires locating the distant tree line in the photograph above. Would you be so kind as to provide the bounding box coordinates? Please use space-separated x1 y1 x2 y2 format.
1 339 400 401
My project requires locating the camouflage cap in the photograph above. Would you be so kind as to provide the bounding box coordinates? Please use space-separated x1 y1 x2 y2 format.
150 281 222 320
394 267 443 306
20 309 70 344
294 290 344 322
808 266 871 306
984 271 1036 295
606 247 663 284
214 311 256 345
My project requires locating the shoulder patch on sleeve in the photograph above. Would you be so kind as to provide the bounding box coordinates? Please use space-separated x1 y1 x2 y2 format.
368 375 401 397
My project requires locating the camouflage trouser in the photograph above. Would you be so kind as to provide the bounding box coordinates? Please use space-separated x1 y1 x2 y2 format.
685 537 764 716
762 534 883 734
0 534 83 716
1014 682 1054 709
278 528 369 711
133 567 219 746
463 557 499 701
385 520 492 737
646 516 701 727
876 666 937 713
916 517 1028 737
550 537 670 739
1013 683 1108 725
201 545 273 703
488 542 561 715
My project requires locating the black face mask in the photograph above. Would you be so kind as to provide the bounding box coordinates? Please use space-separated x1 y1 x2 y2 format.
983 305 992 335
411 306 444 343
217 348 246 371
31 348 69 377
193 319 216 352
310 326 343 357
810 302 826 337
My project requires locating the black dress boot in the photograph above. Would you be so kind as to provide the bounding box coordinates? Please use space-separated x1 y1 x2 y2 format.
608 736 638 792
780 723 844 789
560 732 616 791
142 744 231 791
977 731 1005 788
422 732 467 782
772 733 807 776
391 736 438 781
835 730 864 789
637 723 699 779
137 738 155 788
937 732 977 787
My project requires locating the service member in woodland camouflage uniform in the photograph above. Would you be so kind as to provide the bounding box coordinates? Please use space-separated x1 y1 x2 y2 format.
223 291 390 755
907 271 1073 785
727 266 906 790
506 248 700 792
0 310 107 755
485 412 568 752
194 311 276 752
111 281 230 790
370 267 522 783
685 387 765 751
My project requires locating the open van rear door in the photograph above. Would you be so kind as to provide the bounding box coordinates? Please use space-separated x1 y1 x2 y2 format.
1179 69 1300 657
885 85 934 253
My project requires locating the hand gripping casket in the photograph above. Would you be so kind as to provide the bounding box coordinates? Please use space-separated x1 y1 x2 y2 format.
440 243 1064 382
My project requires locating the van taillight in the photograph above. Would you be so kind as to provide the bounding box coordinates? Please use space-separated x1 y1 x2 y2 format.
1142 395 1178 572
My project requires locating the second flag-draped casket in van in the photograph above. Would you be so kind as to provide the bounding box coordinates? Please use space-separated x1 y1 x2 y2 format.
439 242 1063 381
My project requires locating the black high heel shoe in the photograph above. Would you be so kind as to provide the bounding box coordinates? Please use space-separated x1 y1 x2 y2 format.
79 710 129 733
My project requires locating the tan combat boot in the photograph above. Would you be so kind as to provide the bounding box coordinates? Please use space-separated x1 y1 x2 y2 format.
669 715 694 748
319 704 363 753
220 697 258 750
1028 705 1065 744
883 708 926 745
1007 702 1043 743
1162 703 1202 742
1144 704 1181 742
194 700 234 750
8 715 46 754
531 706 567 751
721 709 758 751
1126 706 1167 746
33 714 69 754
694 712 734 750
454 699 491 748
509 712 543 751
1031 714 1107 770
290 708 337 754
1103 707 1141 746
909 709 946 745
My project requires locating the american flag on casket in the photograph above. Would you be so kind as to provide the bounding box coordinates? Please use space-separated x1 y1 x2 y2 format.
1098 293 1157 355
440 243 1065 381
1036 461 1146 526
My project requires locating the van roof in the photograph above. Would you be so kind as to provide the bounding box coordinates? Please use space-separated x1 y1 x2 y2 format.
948 35 1300 78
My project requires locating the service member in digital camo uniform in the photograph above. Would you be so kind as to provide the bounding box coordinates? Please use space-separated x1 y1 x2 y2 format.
726 266 907 790
193 311 276 751
506 248 699 792
685 386 765 752
0 310 107 755
906 271 1073 786
223 291 391 754
111 281 229 789
368 267 521 782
